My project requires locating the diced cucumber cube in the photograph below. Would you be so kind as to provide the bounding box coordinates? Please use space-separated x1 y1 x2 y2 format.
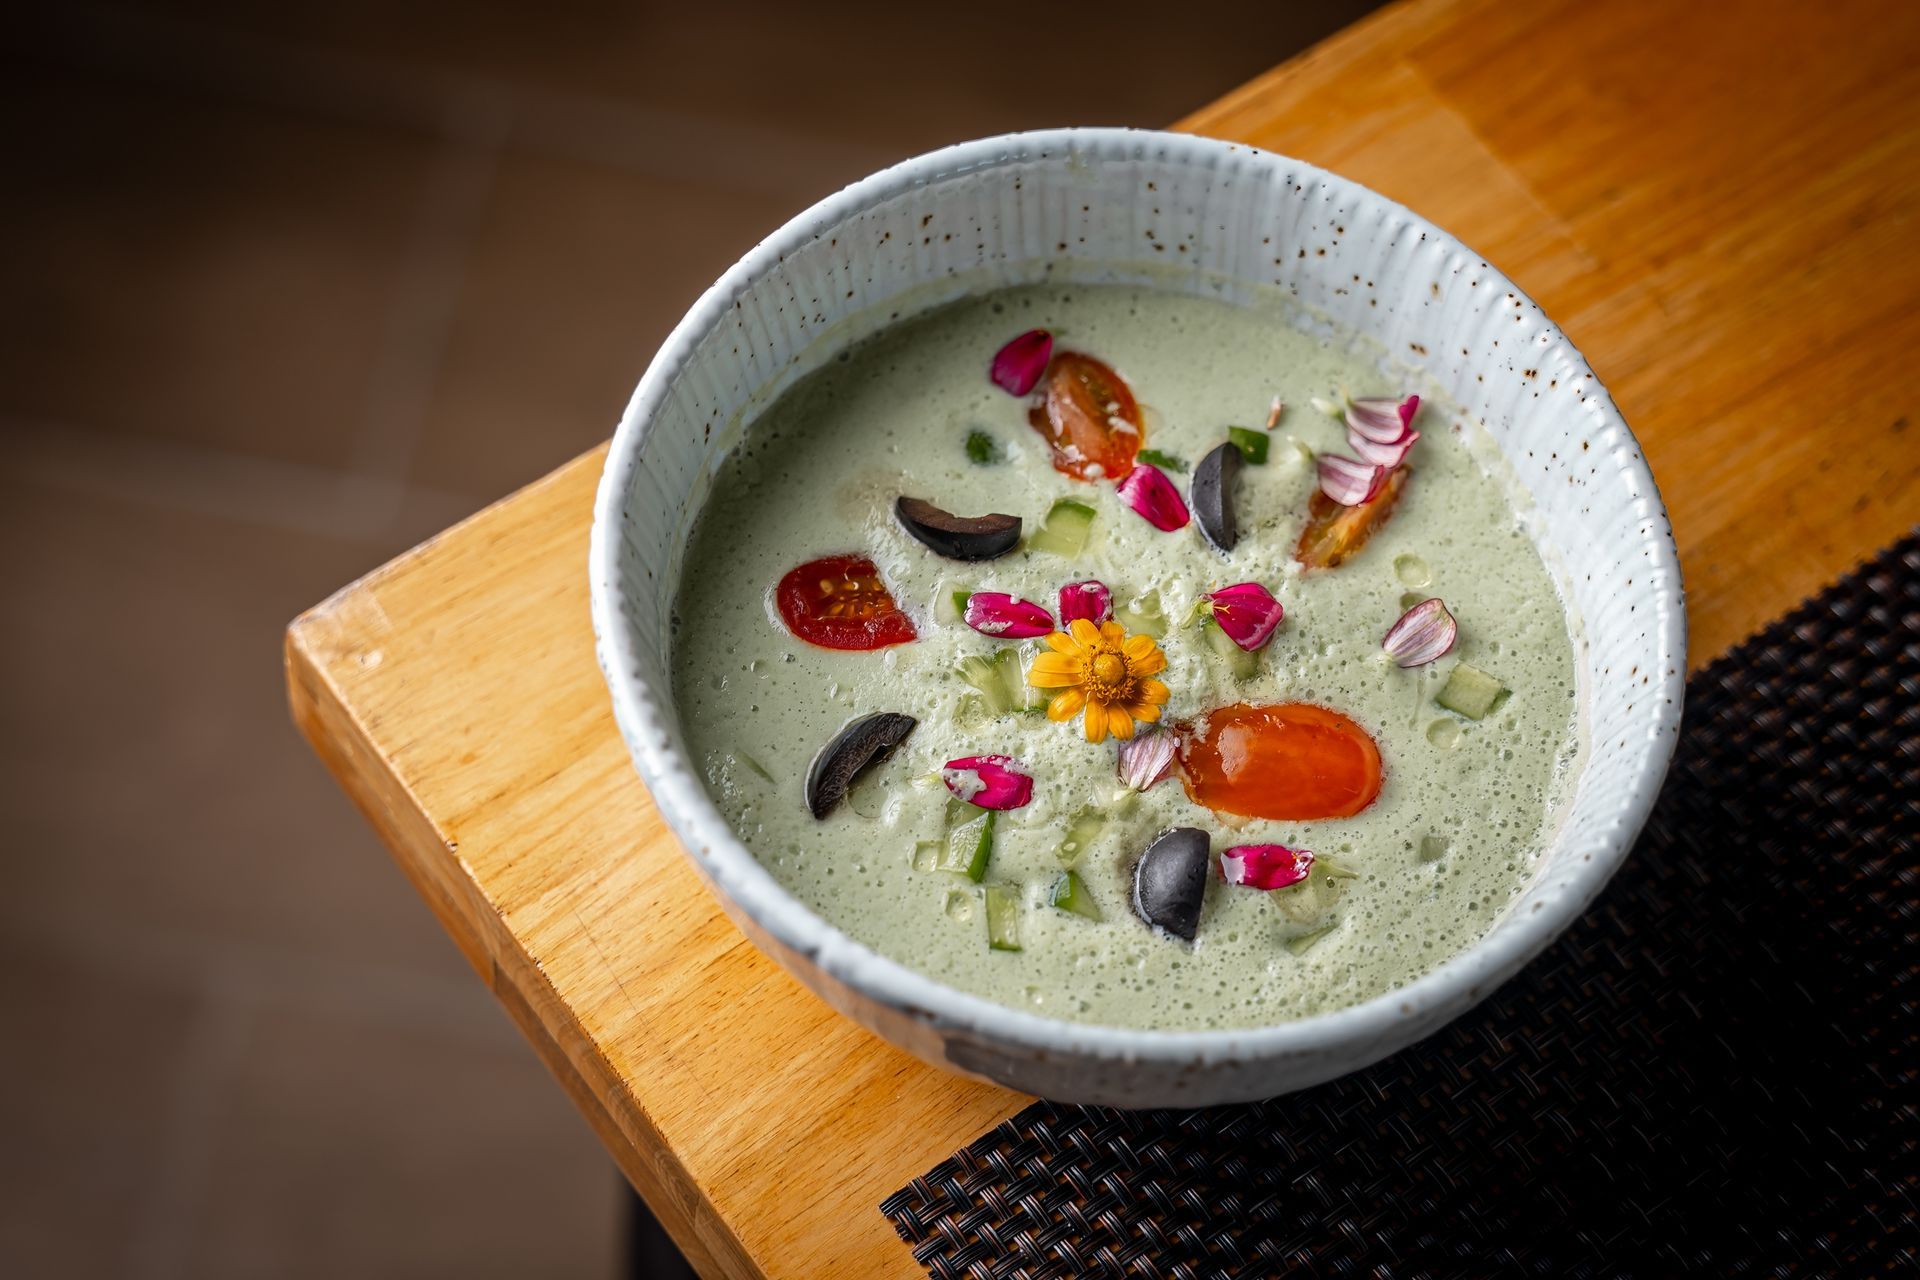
1115 588 1167 637
1029 498 1096 558
937 802 995 882
956 654 1013 715
1285 924 1335 955
960 648 1042 717
1227 426 1269 464
1049 870 1102 921
1274 857 1353 925
984 883 1022 951
1136 448 1188 473
1419 834 1450 863
954 692 991 731
934 584 969 624
1205 617 1260 680
1315 855 1360 881
1052 808 1107 866
1007 643 1044 713
1436 663 1511 720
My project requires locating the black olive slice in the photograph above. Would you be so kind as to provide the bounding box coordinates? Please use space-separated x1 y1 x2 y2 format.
1191 441 1243 553
895 496 1022 561
805 712 916 819
1132 826 1211 941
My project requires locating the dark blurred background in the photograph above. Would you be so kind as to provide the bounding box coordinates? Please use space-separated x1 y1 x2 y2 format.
0 2 1379 1275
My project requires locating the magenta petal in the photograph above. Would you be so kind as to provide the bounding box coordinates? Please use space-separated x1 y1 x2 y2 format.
1219 843 1314 890
1208 582 1285 651
989 329 1053 396
1348 426 1419 467
1382 596 1458 667
963 591 1055 639
942 755 1034 809
1116 730 1177 791
1058 580 1112 625
1114 463 1191 531
1316 454 1387 506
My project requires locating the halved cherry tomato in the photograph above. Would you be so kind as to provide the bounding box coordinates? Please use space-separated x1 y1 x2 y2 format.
1027 352 1143 482
774 555 917 650
1295 465 1410 570
1177 702 1382 820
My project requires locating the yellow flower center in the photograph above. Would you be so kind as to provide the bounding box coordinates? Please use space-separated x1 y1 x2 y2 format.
1086 649 1134 702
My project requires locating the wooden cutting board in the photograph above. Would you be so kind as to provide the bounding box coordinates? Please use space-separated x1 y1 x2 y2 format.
286 0 1920 1275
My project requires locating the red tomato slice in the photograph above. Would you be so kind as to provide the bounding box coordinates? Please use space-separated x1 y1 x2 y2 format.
774 555 917 651
1295 466 1409 570
1177 702 1383 820
1026 352 1143 482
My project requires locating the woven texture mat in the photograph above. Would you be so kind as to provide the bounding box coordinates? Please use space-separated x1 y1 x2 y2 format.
882 533 1918 1277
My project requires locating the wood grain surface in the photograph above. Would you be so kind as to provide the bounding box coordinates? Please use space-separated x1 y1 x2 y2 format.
286 0 1920 1275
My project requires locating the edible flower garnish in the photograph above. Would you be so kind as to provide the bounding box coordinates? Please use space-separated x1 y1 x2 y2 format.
989 329 1052 396
1220 843 1315 890
1345 393 1420 467
1346 394 1419 441
942 755 1034 809
1382 596 1458 667
1029 618 1171 743
1316 454 1389 507
1204 582 1285 651
963 591 1055 638
1058 579 1112 625
1348 430 1419 469
1117 728 1178 791
1114 462 1191 531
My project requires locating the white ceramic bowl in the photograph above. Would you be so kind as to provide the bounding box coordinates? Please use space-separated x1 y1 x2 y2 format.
590 128 1685 1107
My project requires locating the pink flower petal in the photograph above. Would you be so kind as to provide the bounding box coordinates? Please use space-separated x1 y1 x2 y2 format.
989 329 1053 396
1116 730 1177 791
1348 426 1420 468
963 591 1055 639
1114 462 1190 531
942 755 1033 809
1316 454 1388 507
1208 582 1285 651
1220 843 1315 890
1058 580 1112 625
1382 597 1458 667
1346 394 1420 443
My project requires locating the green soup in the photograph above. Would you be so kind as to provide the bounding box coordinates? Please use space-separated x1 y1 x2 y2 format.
673 283 1582 1030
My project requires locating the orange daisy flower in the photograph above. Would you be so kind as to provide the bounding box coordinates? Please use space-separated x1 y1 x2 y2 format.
1027 618 1171 744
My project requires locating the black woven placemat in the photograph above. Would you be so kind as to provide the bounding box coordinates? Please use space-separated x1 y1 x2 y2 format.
882 532 1918 1277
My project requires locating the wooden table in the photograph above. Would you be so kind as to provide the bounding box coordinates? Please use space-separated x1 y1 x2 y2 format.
286 0 1920 1274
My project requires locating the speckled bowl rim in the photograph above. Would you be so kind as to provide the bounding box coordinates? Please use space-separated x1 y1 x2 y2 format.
590 128 1685 1071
